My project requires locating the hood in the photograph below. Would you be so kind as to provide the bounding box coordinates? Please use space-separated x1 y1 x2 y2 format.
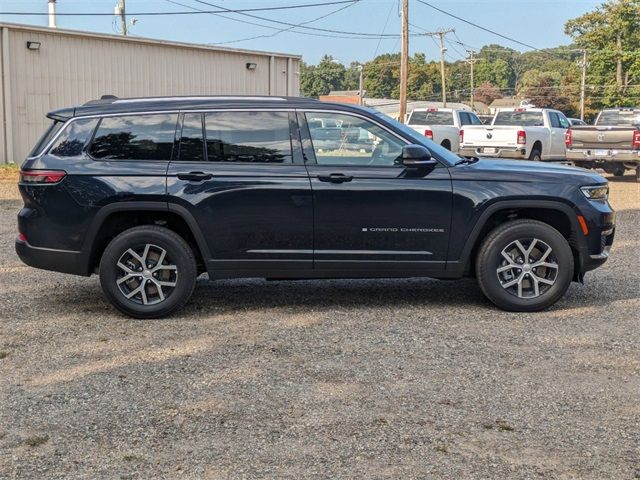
451 158 607 186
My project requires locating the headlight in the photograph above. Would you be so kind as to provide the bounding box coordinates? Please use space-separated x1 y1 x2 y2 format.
580 185 609 200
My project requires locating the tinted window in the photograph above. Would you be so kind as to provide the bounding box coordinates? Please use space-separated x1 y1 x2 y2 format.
549 112 561 128
29 120 64 157
205 111 292 163
468 113 482 125
407 110 454 126
306 112 405 167
49 118 99 157
557 113 571 129
596 110 640 126
494 111 544 126
89 114 177 160
179 114 205 161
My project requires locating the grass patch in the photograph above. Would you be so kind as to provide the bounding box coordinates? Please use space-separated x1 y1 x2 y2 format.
0 351 7 359
25 435 49 447
0 164 19 182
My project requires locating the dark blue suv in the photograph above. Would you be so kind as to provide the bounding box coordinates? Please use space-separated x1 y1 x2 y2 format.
16 96 615 318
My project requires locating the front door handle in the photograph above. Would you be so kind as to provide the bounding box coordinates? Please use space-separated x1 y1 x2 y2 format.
177 171 213 182
317 173 354 183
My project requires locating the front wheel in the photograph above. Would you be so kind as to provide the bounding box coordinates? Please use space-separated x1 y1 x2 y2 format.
475 220 574 312
99 226 197 319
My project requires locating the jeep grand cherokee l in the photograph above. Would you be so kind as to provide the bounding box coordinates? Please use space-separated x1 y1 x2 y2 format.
16 96 615 318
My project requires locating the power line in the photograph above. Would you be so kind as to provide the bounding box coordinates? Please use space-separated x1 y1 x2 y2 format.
190 0 399 38
373 1 397 57
415 0 557 56
0 0 359 17
205 0 362 45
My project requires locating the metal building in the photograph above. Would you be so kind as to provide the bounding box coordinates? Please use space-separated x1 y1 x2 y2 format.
0 23 301 163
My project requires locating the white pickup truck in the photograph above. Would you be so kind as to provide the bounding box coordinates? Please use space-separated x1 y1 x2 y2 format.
405 108 482 152
459 107 571 161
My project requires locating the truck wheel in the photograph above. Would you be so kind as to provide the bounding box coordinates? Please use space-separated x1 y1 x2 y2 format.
475 219 574 312
529 148 542 162
99 226 197 319
613 167 625 177
636 166 640 182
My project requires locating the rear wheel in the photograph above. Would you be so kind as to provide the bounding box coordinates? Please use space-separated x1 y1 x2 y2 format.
612 166 625 177
476 220 574 312
529 147 542 162
99 226 197 318
636 166 640 182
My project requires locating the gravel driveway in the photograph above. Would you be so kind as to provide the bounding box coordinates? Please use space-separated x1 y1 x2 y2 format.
0 178 639 479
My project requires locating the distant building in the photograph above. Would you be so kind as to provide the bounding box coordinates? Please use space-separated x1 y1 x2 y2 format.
319 90 365 105
0 23 301 163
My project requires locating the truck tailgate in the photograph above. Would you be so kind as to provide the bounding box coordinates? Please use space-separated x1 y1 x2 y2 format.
570 126 637 150
462 125 518 146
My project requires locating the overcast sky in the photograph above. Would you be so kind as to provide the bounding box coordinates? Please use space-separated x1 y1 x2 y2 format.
0 0 604 63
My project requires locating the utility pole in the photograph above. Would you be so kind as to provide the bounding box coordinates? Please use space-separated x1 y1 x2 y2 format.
578 49 587 121
422 28 455 107
399 0 409 123
115 0 128 36
465 49 479 110
358 65 364 105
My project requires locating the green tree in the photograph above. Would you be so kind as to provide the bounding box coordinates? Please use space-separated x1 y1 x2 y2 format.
565 0 640 107
518 69 573 114
474 82 502 106
299 55 346 98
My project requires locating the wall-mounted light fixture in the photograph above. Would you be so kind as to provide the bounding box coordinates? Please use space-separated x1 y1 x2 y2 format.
26 41 42 51
246 63 257 71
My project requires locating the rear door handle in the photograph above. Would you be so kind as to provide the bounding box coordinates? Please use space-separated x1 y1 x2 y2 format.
317 173 353 183
177 171 213 182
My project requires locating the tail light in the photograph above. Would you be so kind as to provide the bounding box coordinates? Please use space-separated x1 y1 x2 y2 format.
633 130 640 150
459 129 464 143
565 129 572 148
517 130 526 145
17 233 27 242
424 129 433 140
19 170 67 184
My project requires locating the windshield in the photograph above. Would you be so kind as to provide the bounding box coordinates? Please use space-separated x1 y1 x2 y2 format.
369 109 460 166
596 110 640 126
407 111 454 126
494 111 544 126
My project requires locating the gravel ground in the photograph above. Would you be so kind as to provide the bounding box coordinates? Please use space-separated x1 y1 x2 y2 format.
0 177 639 479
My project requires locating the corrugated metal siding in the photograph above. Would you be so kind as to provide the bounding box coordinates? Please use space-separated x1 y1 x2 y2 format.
0 25 300 163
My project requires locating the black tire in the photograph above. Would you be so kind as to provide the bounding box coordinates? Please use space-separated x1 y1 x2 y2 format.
441 140 451 151
475 219 574 312
636 166 640 182
529 147 542 162
99 226 197 319
613 167 625 177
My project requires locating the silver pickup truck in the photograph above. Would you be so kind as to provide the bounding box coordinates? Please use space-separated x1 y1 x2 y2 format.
566 108 640 181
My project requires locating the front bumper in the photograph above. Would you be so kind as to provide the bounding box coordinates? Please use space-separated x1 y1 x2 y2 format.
15 237 91 276
567 148 640 164
459 146 528 160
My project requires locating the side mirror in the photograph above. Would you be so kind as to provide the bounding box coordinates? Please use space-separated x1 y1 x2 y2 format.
402 144 437 167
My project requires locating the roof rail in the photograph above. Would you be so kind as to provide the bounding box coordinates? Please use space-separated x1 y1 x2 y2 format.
83 95 118 105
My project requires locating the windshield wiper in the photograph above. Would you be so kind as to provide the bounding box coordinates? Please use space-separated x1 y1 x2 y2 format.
455 156 479 166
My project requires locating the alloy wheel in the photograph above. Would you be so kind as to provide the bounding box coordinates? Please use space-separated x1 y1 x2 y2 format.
496 238 559 299
115 244 178 305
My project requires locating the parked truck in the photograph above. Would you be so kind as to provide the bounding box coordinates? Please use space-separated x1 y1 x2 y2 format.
459 107 571 161
405 108 482 152
566 108 640 181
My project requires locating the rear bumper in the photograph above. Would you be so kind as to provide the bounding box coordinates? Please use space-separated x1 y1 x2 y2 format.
459 146 528 159
15 237 91 276
567 148 640 163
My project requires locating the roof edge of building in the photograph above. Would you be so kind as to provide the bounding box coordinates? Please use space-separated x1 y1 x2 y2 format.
0 22 302 59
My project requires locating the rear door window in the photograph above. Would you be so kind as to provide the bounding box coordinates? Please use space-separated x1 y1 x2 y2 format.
48 118 99 157
88 114 178 161
204 111 292 163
